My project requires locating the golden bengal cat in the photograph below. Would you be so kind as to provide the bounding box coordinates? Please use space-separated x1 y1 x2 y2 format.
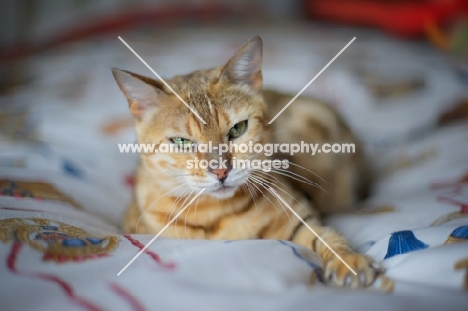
112 36 392 291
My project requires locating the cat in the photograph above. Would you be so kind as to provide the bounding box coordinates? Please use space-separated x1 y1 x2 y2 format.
112 36 392 291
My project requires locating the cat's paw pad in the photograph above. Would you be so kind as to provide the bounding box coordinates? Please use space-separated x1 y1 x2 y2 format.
324 252 393 292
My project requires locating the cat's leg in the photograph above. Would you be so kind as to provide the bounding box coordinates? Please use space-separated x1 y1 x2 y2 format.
291 218 393 292
259 189 392 291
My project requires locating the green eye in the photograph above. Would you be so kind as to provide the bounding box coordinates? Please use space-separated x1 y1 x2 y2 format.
170 137 194 149
229 120 248 139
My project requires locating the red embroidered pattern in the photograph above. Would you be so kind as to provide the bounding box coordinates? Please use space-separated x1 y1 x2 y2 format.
124 235 176 269
7 242 103 311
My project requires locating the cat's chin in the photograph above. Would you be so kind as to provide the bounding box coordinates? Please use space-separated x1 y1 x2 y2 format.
207 185 238 199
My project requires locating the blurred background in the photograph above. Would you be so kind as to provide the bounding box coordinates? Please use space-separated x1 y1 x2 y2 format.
1 0 467 86
0 0 467 160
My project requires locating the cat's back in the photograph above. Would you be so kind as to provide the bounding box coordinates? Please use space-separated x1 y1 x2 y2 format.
263 89 372 214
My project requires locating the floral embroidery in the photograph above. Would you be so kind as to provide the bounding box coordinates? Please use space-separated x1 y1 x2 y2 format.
431 196 468 226
430 172 468 226
0 180 83 209
384 230 429 259
0 218 118 263
445 226 468 245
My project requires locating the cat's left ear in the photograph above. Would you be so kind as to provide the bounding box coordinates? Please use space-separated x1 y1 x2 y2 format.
220 36 263 93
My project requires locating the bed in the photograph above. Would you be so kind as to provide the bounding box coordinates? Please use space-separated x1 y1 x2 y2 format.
1 25 467 310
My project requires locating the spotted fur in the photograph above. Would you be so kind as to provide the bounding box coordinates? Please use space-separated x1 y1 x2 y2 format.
113 36 391 291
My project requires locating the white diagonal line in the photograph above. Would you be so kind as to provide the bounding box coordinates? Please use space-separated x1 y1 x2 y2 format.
118 36 207 125
268 37 356 124
117 188 206 276
268 187 357 275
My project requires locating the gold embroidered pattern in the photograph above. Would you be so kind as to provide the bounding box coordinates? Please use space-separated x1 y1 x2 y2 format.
0 218 118 263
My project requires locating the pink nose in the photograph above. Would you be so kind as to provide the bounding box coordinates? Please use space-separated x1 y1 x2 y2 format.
212 168 229 181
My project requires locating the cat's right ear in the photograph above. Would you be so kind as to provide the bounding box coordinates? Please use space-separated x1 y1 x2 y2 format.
220 36 263 93
112 68 165 119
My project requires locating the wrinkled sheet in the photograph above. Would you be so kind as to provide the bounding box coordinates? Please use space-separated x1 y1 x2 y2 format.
1 25 467 310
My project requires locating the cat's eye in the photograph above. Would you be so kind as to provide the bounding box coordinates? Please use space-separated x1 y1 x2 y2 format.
228 120 248 139
170 137 194 149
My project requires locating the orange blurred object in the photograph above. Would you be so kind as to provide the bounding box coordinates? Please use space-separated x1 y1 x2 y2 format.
306 0 468 38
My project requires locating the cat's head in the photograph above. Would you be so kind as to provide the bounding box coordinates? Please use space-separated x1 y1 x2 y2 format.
113 37 269 199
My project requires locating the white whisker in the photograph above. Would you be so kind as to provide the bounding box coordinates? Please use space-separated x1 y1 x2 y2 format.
135 182 189 234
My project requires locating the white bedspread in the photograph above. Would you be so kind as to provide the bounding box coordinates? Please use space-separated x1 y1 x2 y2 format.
1 25 467 310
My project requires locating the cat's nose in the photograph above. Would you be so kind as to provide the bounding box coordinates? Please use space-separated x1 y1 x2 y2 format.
211 168 230 182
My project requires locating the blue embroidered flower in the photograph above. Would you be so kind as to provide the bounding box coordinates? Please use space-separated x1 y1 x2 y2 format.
384 230 429 259
451 226 468 239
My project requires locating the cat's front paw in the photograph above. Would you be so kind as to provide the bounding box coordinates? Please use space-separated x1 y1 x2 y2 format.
324 252 393 292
